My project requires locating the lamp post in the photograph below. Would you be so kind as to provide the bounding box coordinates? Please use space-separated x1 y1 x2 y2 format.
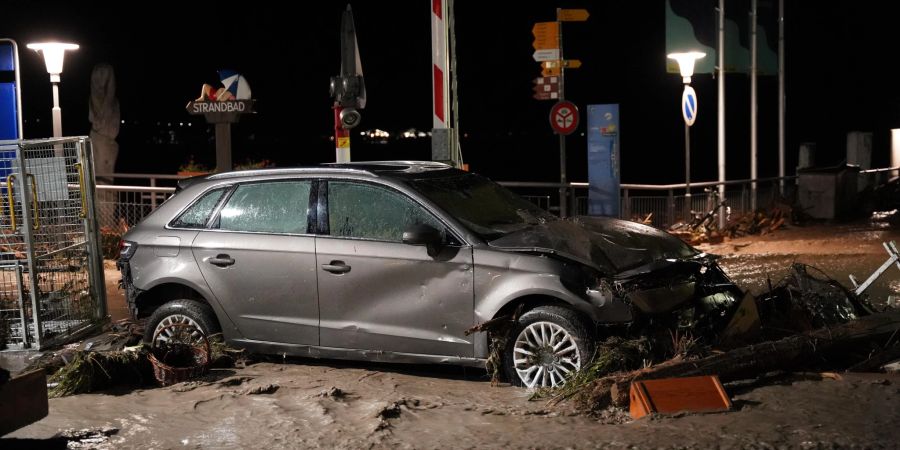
667 51 705 219
26 42 78 138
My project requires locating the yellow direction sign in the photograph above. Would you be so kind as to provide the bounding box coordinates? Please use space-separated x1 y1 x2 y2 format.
541 60 582 70
558 9 589 22
532 22 559 50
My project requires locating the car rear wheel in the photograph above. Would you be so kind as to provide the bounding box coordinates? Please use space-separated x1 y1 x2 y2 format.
502 305 595 388
143 299 221 348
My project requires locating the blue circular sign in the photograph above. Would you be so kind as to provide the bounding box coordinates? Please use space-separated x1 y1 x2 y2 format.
681 86 698 127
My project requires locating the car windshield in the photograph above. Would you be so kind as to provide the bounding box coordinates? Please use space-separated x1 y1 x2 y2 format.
406 172 558 240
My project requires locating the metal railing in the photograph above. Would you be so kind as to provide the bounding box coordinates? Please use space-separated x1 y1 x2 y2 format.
96 185 175 231
92 166 899 232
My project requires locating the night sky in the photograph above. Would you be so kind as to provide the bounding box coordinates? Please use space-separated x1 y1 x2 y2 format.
5 1 900 185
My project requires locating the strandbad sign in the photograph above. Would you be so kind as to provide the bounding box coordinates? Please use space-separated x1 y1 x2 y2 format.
188 100 252 114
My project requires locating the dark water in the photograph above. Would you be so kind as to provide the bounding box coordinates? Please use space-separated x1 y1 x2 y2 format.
718 253 900 309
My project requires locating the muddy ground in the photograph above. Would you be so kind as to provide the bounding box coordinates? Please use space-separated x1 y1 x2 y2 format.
5 222 900 449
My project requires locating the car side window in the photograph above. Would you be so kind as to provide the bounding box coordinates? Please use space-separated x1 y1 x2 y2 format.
216 181 312 234
170 188 226 229
327 181 444 242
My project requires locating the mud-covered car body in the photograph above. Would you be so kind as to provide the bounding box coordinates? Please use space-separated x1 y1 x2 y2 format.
119 162 739 369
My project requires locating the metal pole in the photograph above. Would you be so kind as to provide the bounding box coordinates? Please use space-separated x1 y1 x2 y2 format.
778 0 786 193
15 145 42 348
750 0 758 211
685 122 691 197
448 0 463 167
334 105 351 163
51 81 62 138
717 0 727 229
557 8 568 218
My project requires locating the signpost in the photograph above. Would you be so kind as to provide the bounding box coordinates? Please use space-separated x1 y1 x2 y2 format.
531 8 589 217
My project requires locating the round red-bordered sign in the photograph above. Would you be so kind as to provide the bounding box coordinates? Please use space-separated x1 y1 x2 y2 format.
549 100 579 135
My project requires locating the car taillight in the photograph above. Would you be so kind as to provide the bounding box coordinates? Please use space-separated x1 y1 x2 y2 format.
119 240 138 261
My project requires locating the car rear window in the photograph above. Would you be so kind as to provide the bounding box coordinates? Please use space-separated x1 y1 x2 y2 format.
170 188 226 229
217 181 312 234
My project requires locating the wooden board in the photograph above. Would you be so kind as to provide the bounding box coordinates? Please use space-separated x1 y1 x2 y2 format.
0 369 49 436
629 375 731 419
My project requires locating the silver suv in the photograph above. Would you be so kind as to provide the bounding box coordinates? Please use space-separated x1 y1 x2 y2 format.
119 161 738 388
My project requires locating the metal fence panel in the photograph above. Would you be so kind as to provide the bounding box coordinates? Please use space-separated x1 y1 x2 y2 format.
0 138 105 350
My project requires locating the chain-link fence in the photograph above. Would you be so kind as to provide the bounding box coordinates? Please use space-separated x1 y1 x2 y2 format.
0 138 105 350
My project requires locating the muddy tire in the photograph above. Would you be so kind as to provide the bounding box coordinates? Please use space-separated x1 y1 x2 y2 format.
143 299 221 347
502 305 595 388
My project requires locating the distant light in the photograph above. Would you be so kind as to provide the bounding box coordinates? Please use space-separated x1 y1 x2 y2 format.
121 120 125 124
26 42 79 79
179 122 184 127
360 131 366 136
667 51 706 83
167 122 171 127
186 122 190 127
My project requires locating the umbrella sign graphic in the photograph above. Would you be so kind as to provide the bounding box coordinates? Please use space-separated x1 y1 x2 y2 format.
681 86 697 127
550 100 579 135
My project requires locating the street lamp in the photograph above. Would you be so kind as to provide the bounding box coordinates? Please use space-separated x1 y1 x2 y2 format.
26 42 79 138
667 51 705 216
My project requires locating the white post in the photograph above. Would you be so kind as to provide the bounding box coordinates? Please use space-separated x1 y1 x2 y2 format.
717 0 726 229
891 129 900 178
51 80 62 137
431 0 454 166
778 0 786 192
750 0 758 211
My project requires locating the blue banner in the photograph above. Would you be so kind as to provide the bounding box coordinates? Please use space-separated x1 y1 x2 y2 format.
587 104 620 217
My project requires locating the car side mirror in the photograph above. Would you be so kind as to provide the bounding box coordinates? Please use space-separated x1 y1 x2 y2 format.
402 223 443 256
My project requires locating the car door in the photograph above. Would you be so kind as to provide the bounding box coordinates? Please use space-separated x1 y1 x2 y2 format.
315 179 474 357
192 179 319 345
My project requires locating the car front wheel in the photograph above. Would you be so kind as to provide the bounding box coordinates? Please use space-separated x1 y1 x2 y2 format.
502 305 595 388
143 299 221 348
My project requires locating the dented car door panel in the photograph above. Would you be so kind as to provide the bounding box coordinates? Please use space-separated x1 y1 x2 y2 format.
316 237 474 356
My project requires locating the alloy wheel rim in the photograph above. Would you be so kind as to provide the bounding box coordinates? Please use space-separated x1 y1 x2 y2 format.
513 321 581 388
153 314 205 348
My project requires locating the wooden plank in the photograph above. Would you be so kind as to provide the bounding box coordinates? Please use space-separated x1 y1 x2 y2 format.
0 369 49 436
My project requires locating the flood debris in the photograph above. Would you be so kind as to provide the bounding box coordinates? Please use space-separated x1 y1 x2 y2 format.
56 426 119 449
755 263 873 335
513 252 900 416
464 303 524 386
724 204 792 239
668 203 793 246
48 349 148 397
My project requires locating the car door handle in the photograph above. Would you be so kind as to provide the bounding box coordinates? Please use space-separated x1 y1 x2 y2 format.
321 261 351 274
208 254 235 267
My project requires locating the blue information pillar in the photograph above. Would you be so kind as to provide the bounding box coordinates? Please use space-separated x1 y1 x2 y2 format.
1 41 19 140
587 104 620 217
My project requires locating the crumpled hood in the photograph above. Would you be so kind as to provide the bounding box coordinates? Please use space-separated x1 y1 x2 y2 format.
487 216 697 274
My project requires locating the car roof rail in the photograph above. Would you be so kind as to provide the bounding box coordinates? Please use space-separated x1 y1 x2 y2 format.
206 167 375 180
322 160 452 168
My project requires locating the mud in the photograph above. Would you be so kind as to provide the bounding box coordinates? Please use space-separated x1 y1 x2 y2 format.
5 223 900 448
4 361 898 449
